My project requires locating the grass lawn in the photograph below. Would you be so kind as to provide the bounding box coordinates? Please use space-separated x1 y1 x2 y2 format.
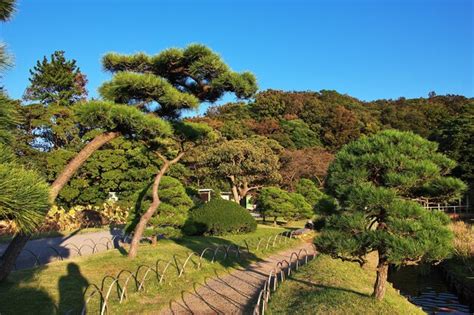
267 254 424 315
0 225 299 314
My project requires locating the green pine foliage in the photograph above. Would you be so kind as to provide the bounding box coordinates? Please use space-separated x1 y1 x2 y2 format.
0 93 19 145
183 198 257 236
0 138 49 233
295 178 324 207
24 50 87 106
100 44 257 119
257 186 312 222
74 101 172 140
20 51 88 151
315 130 467 296
0 0 15 21
288 192 313 219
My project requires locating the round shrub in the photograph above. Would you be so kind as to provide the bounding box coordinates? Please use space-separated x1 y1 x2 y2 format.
183 198 257 236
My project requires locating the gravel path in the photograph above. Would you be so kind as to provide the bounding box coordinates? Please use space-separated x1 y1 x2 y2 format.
161 241 315 315
0 228 122 270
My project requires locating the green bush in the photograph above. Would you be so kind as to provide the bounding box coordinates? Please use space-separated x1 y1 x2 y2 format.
183 198 257 236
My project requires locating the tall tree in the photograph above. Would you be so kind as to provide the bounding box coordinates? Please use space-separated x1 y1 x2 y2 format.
315 130 466 300
99 44 257 258
22 51 88 150
24 50 87 107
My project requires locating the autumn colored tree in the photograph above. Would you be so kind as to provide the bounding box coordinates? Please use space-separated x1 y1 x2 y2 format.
99 44 257 258
316 130 466 300
279 147 334 189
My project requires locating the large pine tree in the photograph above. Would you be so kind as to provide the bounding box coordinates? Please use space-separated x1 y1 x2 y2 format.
99 44 258 257
315 130 466 300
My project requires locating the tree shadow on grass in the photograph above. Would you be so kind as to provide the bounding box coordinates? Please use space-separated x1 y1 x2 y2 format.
0 265 56 315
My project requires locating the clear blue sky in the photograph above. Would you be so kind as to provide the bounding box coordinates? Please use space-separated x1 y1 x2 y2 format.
1 0 473 114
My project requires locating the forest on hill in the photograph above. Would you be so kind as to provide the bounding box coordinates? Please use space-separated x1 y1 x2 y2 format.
192 89 473 189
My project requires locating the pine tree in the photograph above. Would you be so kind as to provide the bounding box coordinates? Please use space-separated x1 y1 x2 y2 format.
99 44 257 258
22 51 87 150
315 130 466 300
24 50 87 106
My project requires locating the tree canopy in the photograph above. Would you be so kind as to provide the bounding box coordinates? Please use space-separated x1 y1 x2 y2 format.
199 137 282 202
100 44 257 119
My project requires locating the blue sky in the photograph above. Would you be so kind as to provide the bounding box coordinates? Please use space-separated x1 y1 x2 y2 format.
1 0 472 115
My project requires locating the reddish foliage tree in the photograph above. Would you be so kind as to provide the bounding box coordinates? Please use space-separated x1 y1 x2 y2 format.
280 147 334 190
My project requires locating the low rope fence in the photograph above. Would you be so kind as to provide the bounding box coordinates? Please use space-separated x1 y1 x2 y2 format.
9 235 121 270
253 245 317 315
79 230 299 315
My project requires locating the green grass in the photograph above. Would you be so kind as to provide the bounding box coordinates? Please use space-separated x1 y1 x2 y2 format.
267 254 424 315
0 225 299 314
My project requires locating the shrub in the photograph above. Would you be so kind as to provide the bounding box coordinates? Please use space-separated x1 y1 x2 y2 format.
183 198 257 236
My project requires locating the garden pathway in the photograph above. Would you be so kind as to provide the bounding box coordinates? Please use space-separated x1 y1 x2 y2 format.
0 228 122 270
160 241 316 315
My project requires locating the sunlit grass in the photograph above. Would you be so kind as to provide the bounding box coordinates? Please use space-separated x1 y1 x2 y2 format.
0 225 299 314
267 254 424 315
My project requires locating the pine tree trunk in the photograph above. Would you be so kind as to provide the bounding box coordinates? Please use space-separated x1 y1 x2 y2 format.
128 152 184 259
49 131 120 202
128 167 166 258
0 233 30 282
372 257 389 300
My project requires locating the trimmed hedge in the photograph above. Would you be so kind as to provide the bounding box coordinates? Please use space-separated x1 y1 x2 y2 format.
183 198 257 236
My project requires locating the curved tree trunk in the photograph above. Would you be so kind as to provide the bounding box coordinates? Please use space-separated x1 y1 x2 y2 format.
372 256 389 300
0 233 29 282
0 131 120 282
128 152 184 259
49 131 120 202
